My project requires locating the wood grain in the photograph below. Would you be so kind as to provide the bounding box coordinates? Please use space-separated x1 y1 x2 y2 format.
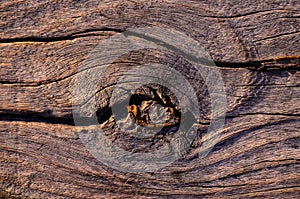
1 0 299 198
1 116 299 198
1 0 300 62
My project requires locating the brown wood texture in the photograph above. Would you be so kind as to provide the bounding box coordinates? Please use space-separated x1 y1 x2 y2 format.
1 0 300 198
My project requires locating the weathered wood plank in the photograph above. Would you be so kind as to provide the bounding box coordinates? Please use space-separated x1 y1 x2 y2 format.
0 34 115 83
1 66 299 119
1 1 299 62
1 115 299 198
1 0 300 198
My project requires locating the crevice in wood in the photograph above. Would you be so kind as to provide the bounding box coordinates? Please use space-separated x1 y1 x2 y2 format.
0 28 124 44
215 57 300 70
1 110 299 127
0 111 74 126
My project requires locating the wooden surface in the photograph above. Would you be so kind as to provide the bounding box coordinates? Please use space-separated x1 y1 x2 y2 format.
1 0 300 198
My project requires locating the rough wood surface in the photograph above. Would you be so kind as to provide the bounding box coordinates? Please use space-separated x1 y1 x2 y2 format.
1 0 300 198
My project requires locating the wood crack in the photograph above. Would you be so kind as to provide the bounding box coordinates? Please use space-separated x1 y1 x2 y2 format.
1 110 299 127
0 28 124 44
0 111 74 125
